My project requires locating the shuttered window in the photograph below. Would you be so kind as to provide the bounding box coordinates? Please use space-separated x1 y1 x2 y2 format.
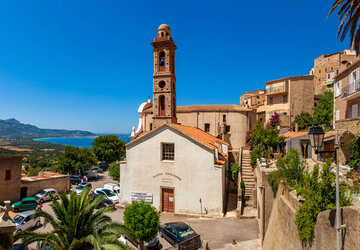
5 170 11 180
162 143 175 161
352 104 358 118
336 110 340 121
335 81 342 97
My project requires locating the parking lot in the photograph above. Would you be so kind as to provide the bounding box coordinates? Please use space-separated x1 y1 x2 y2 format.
27 171 260 249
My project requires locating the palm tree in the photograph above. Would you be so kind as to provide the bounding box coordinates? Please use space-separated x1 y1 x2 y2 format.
14 189 135 249
329 0 360 51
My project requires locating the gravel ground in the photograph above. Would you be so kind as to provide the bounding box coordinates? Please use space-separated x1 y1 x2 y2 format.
17 171 260 249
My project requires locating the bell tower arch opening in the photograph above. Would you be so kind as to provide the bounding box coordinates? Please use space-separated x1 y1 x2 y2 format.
151 24 177 129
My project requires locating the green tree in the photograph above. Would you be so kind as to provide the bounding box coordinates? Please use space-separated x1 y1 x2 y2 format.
124 201 160 250
347 136 360 171
108 162 120 181
250 122 285 163
229 162 240 182
313 91 334 128
329 0 360 51
14 189 135 249
92 135 126 163
58 145 97 174
295 162 352 243
293 112 313 131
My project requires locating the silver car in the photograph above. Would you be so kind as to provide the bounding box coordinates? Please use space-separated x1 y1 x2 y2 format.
13 210 41 233
34 188 59 203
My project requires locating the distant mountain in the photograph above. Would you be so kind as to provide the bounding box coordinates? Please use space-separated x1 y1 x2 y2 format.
0 118 96 139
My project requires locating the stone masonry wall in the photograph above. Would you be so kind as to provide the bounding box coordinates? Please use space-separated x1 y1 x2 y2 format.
0 156 22 204
21 176 70 197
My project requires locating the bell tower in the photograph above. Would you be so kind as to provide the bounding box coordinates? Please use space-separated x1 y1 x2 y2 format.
151 24 177 129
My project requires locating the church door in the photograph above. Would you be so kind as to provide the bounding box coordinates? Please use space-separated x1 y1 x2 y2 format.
162 188 174 213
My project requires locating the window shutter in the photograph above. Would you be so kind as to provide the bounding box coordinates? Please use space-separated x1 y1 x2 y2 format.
357 69 359 90
335 82 339 96
352 104 358 118
350 72 354 93
336 110 340 121
339 80 342 96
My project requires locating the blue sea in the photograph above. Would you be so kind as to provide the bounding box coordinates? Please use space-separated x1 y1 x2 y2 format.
35 134 131 148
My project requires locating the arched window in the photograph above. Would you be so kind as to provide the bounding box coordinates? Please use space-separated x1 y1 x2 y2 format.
159 51 165 72
159 95 166 116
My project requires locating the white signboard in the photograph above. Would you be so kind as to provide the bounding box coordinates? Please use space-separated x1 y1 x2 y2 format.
131 192 153 203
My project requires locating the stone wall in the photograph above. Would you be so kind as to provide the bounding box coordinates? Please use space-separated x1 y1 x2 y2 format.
261 177 360 250
0 156 22 204
21 175 70 197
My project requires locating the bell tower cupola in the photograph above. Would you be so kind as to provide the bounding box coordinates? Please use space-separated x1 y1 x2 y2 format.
151 24 177 129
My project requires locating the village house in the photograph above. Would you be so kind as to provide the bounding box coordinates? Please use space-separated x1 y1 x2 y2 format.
310 50 357 95
240 89 266 124
334 58 360 164
0 155 70 204
264 75 315 128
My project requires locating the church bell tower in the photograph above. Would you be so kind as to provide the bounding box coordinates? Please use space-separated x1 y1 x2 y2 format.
151 24 177 129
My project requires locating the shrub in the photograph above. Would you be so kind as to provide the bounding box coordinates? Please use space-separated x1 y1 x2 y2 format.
276 149 305 189
268 170 281 197
108 162 120 181
230 162 240 182
295 161 352 243
348 137 360 171
293 112 313 130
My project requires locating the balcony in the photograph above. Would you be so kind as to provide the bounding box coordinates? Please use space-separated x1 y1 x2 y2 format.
265 85 288 95
341 81 360 100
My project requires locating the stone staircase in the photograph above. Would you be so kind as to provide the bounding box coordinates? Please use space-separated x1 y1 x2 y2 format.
241 150 255 206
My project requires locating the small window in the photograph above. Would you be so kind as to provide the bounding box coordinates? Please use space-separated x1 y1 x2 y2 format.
336 110 340 121
150 123 153 131
319 70 321 73
328 58 330 63
325 68 327 72
269 97 273 105
204 123 210 133
319 60 322 65
162 143 174 161
328 74 331 79
283 95 288 103
335 55 338 61
352 104 358 118
283 112 287 115
225 126 231 133
336 69 339 75
223 115 226 122
5 170 11 180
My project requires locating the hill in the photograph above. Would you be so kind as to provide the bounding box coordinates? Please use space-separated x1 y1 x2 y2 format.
0 118 95 139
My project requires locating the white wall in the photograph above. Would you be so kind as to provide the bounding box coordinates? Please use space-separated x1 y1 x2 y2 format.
120 126 225 216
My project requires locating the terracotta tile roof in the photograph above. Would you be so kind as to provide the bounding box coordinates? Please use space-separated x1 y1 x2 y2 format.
219 151 228 159
281 132 308 139
170 123 229 149
144 104 252 113
215 159 226 167
325 131 336 138
127 123 229 151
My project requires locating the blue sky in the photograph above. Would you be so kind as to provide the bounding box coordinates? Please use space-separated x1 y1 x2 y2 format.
0 0 351 133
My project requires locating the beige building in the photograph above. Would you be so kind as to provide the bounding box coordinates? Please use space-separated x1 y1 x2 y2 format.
334 59 360 164
122 123 228 216
264 75 315 127
240 90 266 124
310 50 357 95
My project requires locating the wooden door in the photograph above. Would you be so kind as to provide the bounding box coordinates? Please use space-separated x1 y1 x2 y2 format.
162 188 174 213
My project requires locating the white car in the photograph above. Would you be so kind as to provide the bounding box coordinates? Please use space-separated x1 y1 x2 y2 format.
13 210 41 233
34 188 59 203
95 188 119 204
104 183 120 197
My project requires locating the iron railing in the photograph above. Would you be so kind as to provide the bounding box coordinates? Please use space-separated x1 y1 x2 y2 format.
341 81 360 98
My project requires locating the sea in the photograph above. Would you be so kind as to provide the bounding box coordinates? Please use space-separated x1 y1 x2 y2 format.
35 134 131 148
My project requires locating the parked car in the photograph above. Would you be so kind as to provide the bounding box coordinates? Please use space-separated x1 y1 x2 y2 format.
70 175 81 185
160 222 201 249
104 183 120 197
11 197 38 212
74 182 92 196
13 244 29 250
34 188 59 203
91 166 102 173
13 210 41 233
84 170 97 180
91 193 115 209
94 188 119 204
36 241 54 249
98 162 109 171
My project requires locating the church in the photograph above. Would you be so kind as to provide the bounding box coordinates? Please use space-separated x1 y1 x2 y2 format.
120 24 253 216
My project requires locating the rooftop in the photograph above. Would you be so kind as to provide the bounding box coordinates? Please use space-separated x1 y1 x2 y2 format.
144 104 252 113
21 172 69 183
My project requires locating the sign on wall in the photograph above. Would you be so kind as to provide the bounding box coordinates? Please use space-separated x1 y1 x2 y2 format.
131 192 153 203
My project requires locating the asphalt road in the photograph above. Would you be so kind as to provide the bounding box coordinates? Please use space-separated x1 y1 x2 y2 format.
19 171 260 249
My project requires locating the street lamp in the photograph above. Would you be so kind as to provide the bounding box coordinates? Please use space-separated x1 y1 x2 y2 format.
308 123 343 250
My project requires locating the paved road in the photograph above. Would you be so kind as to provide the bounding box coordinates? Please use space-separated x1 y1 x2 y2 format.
25 171 260 249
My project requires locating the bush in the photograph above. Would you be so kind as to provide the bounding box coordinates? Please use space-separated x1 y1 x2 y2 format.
347 137 360 171
295 161 352 243
293 112 313 130
108 162 120 181
276 149 305 189
229 162 240 182
268 170 281 197
250 147 260 167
